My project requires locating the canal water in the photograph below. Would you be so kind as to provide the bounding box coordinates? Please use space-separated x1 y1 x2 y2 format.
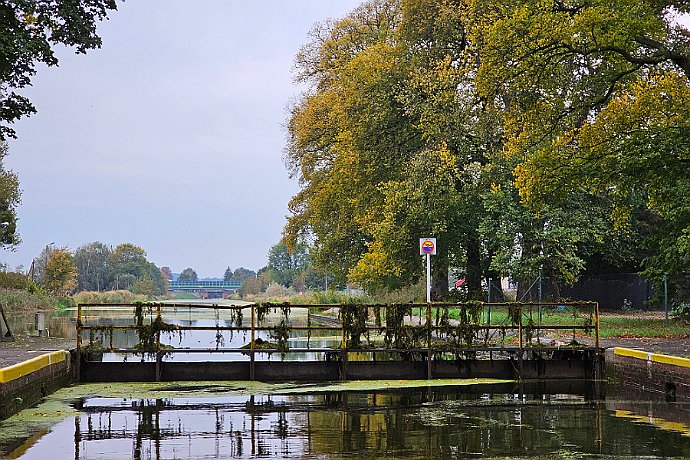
1 380 690 459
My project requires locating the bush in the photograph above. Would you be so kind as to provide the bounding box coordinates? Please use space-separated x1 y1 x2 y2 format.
369 281 426 304
0 272 28 290
309 289 372 304
672 301 690 323
0 289 60 313
263 283 296 300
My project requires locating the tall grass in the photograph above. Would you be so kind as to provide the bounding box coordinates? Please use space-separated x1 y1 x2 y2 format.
240 281 424 306
72 290 149 305
0 289 72 313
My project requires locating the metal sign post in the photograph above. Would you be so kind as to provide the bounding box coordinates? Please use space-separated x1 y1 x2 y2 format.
419 238 437 303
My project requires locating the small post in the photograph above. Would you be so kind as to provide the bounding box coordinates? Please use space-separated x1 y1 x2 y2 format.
518 303 523 380
250 305 256 381
76 303 82 381
664 272 669 327
594 302 600 350
538 269 543 323
594 301 602 387
35 312 46 337
155 305 162 382
0 303 14 342
487 278 492 325
340 306 348 380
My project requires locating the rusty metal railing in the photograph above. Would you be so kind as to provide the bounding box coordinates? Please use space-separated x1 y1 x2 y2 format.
75 301 600 381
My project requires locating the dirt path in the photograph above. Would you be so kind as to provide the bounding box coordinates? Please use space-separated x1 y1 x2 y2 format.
587 337 690 358
0 335 75 367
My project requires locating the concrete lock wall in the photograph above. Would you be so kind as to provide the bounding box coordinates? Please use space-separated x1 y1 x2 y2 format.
0 351 71 420
606 347 690 401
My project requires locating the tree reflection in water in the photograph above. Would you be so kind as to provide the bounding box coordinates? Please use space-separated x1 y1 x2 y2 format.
51 387 690 459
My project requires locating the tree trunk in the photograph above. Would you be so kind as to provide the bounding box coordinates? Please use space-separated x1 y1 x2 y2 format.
466 229 482 300
549 266 561 301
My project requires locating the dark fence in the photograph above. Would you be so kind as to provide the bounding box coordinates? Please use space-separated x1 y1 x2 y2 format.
561 273 654 310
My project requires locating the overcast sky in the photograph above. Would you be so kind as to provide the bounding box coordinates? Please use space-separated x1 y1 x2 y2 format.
1 1 361 278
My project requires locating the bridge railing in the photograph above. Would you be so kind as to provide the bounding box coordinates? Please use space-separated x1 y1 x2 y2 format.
75 301 599 380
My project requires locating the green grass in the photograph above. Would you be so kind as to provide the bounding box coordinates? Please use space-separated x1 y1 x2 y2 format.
430 305 688 339
597 316 689 338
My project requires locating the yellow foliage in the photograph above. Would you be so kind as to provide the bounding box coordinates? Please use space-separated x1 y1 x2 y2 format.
44 248 77 296
348 241 402 290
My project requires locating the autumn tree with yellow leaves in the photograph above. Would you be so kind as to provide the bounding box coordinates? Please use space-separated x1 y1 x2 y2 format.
285 0 689 302
44 248 78 296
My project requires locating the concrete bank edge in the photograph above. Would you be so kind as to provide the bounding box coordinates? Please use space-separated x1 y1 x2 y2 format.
0 350 68 384
0 350 72 420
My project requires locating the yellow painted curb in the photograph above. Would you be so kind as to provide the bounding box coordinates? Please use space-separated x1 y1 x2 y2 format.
614 347 690 369
0 350 68 384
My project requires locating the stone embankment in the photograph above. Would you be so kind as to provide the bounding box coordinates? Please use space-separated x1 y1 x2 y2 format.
606 347 690 400
0 350 72 419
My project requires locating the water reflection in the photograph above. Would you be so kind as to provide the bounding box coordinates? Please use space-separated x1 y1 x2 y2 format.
9 311 75 339
7 385 690 459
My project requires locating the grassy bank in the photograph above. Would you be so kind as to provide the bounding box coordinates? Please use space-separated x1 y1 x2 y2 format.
598 313 689 338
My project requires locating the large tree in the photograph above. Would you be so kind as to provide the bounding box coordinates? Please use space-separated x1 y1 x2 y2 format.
178 267 198 283
0 0 119 139
284 0 416 285
109 243 164 294
267 242 309 287
74 241 112 291
44 247 77 296
286 0 499 299
0 142 19 249
230 267 256 283
467 0 690 299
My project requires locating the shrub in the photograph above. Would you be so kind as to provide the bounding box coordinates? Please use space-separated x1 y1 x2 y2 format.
0 289 60 313
0 272 28 290
369 281 425 304
264 283 295 300
672 301 690 323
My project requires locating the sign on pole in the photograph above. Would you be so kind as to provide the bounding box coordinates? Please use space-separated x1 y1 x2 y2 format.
420 238 436 303
419 238 436 255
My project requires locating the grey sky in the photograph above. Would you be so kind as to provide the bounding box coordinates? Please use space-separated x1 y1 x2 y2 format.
2 1 361 278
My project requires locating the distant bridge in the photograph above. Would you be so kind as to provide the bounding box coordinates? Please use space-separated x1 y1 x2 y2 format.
168 279 242 297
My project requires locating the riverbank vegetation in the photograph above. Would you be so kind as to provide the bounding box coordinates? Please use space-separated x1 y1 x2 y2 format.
0 289 74 314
